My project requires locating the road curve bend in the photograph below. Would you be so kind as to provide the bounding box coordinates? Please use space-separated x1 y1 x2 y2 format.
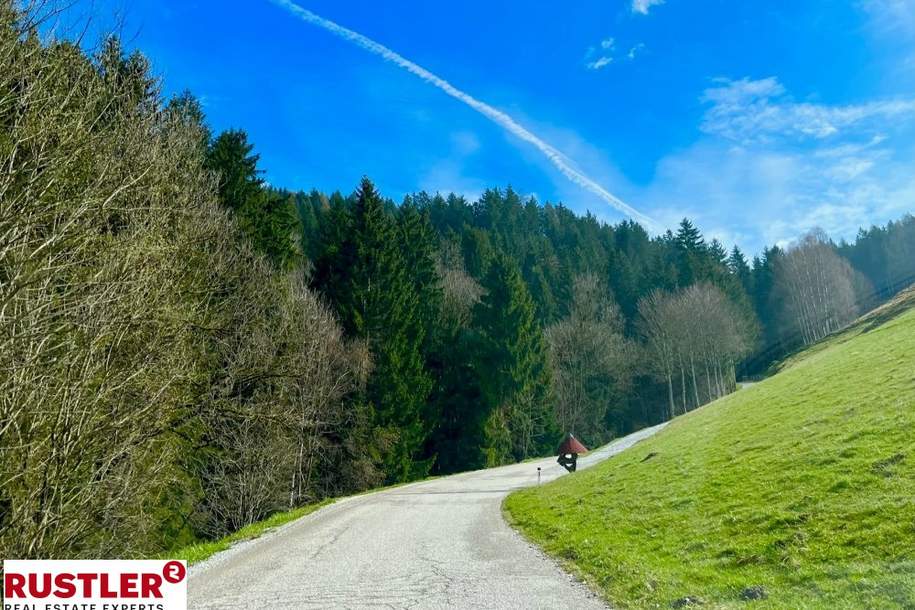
189 423 666 609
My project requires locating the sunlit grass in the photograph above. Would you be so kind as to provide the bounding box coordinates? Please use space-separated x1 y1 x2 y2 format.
505 293 915 609
166 472 447 565
166 499 334 565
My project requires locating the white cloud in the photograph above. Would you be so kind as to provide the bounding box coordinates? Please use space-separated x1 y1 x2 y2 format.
813 134 887 159
860 0 915 79
627 43 646 60
633 77 915 253
700 77 915 143
585 37 617 70
416 133 484 201
861 0 915 36
632 0 665 15
586 56 613 70
640 141 915 253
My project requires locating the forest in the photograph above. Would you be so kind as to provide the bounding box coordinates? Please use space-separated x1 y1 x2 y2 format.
1 2 914 558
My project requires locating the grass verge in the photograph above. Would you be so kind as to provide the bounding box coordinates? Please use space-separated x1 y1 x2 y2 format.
166 471 445 565
505 291 915 609
167 499 334 565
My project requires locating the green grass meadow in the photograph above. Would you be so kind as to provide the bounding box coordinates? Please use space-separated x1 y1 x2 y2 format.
505 293 915 609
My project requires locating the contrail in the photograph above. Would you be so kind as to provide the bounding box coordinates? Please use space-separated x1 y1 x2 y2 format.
269 0 658 229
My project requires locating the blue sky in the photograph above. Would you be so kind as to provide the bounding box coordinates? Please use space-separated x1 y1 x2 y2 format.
64 0 915 253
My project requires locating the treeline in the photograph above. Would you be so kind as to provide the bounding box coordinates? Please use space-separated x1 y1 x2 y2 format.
294 186 913 431
294 188 763 474
2 2 914 559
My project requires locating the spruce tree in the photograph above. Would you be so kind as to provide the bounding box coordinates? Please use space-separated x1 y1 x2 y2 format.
398 202 444 468
675 218 707 285
399 202 442 346
425 320 487 474
728 246 753 295
252 192 301 271
311 192 355 315
206 130 300 269
206 130 262 214
313 178 433 482
749 246 785 365
473 253 556 465
295 191 322 259
675 218 704 251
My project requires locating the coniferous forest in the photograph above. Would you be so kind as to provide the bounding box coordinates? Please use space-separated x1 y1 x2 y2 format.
1 4 914 558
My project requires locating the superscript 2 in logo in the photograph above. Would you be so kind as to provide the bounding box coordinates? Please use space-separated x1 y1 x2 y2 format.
2 560 187 610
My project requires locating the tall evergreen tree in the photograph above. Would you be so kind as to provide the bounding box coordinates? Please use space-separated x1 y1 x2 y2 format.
398 202 445 467
312 178 433 482
254 192 301 271
295 190 323 260
675 218 704 250
473 253 557 465
708 239 728 266
675 218 707 285
206 130 300 269
206 130 262 213
729 246 753 295
398 202 442 345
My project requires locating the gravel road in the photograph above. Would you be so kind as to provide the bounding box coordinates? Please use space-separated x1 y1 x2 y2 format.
188 423 666 609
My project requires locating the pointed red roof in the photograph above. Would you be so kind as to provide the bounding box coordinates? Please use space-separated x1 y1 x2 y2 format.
557 433 588 455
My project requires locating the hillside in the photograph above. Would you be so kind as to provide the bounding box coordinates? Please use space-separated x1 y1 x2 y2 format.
505 289 915 609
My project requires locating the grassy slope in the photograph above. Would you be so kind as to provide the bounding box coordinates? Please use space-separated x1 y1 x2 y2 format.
505 291 915 609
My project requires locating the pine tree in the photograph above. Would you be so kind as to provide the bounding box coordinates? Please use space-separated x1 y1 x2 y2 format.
166 91 210 150
744 246 785 372
525 262 559 322
311 192 354 311
461 226 495 279
425 323 487 474
398 202 445 469
473 253 556 465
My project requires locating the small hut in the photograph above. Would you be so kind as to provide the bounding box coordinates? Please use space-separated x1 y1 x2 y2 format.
557 433 588 472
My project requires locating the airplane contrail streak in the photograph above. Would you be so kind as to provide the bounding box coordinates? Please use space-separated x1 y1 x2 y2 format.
270 0 658 229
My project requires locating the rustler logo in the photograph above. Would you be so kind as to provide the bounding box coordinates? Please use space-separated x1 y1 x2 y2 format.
2 560 186 610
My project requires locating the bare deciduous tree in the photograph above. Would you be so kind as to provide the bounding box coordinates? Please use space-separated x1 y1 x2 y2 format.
547 273 636 443
639 290 680 419
0 4 367 558
639 283 752 416
775 230 861 347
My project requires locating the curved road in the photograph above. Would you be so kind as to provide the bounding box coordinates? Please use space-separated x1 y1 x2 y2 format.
189 423 666 609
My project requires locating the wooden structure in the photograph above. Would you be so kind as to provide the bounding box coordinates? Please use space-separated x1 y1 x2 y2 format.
556 433 588 473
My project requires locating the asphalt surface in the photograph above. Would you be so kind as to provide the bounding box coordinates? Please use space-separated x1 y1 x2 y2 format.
188 423 666 609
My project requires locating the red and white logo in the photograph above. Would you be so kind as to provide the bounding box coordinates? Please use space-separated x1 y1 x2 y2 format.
2 560 186 610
